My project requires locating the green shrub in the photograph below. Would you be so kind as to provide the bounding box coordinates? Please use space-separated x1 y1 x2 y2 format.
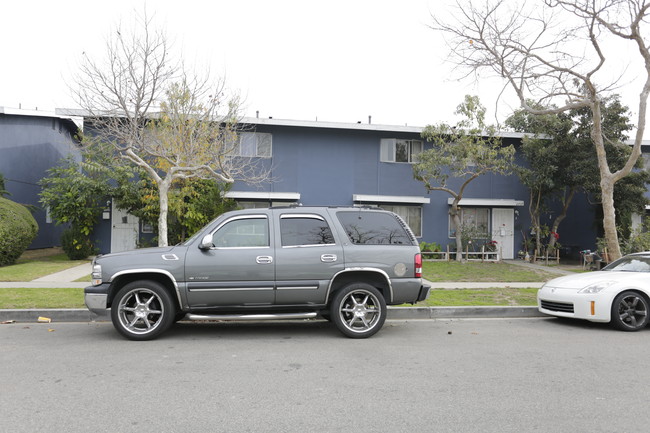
622 230 650 255
61 227 95 260
419 241 442 252
0 197 39 266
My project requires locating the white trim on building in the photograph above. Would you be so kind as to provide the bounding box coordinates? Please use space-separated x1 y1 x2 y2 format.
447 198 525 207
353 194 431 204
224 191 301 201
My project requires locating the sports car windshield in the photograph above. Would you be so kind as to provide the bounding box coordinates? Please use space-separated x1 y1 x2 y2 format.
602 255 650 273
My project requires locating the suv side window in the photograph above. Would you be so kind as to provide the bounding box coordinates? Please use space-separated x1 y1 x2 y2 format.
280 215 335 247
212 217 269 248
336 211 413 245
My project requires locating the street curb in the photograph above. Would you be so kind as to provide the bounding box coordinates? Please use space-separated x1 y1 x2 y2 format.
0 306 544 323
387 306 545 319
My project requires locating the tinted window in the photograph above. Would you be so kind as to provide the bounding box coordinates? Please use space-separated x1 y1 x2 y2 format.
337 211 413 245
281 216 335 246
212 218 269 247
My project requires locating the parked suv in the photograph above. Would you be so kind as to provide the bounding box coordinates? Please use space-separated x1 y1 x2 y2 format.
85 206 429 340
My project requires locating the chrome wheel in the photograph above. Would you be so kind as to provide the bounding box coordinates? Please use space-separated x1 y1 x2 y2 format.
331 283 386 338
118 289 164 334
111 281 175 340
612 291 649 332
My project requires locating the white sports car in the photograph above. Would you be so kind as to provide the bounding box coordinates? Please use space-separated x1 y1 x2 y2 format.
537 252 650 331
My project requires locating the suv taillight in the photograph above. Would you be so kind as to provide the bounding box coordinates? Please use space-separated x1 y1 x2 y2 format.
415 253 422 278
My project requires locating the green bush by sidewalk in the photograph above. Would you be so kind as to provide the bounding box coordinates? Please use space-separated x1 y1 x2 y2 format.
0 197 38 266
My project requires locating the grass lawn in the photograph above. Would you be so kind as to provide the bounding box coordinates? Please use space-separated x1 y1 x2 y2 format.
0 253 89 282
422 260 560 282
0 288 85 309
413 288 539 307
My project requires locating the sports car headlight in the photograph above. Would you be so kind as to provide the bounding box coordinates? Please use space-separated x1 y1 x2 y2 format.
578 281 617 294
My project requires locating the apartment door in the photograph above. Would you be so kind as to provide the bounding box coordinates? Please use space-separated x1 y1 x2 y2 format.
111 201 139 253
491 208 514 259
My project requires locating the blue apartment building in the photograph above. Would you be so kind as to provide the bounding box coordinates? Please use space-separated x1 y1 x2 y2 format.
1 108 637 258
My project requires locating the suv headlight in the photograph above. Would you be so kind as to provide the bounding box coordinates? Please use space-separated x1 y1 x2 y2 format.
92 262 102 286
578 281 616 294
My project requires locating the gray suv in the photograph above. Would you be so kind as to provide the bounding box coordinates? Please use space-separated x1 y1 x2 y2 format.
85 206 429 340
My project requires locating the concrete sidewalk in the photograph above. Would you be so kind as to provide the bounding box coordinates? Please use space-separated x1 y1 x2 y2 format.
0 262 91 289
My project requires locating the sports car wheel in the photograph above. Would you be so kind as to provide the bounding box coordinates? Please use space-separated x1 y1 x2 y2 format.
330 283 386 338
611 291 649 332
111 280 175 340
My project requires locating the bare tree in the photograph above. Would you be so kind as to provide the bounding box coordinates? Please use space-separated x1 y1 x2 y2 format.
433 0 650 260
73 11 268 246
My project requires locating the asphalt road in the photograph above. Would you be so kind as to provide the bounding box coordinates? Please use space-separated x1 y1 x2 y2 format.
1 317 648 433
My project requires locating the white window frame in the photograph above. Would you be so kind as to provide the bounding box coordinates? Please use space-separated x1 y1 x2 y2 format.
237 132 272 158
380 138 423 163
448 207 491 239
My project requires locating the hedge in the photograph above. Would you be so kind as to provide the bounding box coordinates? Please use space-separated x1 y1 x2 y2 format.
0 197 39 266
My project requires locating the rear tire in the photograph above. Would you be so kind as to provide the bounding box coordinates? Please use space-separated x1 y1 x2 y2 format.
330 283 386 338
111 280 175 341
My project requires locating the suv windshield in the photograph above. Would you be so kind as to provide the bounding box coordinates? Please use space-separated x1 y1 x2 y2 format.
602 255 650 272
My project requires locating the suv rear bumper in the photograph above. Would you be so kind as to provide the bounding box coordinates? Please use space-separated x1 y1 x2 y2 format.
417 285 431 302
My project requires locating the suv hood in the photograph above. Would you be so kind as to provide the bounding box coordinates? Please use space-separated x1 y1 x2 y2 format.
97 246 178 260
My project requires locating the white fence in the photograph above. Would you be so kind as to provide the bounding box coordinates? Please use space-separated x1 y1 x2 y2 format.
421 245 500 262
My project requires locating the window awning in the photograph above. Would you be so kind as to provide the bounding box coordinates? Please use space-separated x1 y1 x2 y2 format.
353 194 430 204
225 191 301 200
447 198 525 207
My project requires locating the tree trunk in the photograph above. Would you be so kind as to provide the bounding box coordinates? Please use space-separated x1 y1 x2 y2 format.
547 187 576 250
450 201 464 262
157 178 172 247
600 177 621 259
590 100 623 260
529 189 542 257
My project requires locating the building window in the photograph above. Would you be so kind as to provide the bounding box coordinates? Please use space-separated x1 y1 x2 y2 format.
236 132 272 158
380 139 423 163
449 207 490 238
379 205 422 237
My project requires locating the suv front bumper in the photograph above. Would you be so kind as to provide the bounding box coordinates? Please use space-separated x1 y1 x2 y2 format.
84 283 111 315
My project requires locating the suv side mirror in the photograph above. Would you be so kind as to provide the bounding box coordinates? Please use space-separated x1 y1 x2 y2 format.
199 234 214 250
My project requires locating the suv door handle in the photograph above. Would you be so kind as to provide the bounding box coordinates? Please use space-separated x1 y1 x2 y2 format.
321 254 337 263
256 256 273 264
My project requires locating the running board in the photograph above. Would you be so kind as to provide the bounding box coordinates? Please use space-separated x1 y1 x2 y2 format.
184 312 318 322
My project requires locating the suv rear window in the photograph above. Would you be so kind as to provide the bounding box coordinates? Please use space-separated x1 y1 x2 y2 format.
336 211 414 245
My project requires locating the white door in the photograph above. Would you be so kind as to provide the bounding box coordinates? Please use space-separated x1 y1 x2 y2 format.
111 201 139 253
491 208 515 259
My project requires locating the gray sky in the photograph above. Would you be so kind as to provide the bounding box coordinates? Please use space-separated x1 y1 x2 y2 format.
1 0 647 134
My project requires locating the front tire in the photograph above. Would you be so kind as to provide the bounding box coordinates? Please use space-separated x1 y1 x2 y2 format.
330 283 387 338
111 280 176 340
611 291 649 332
